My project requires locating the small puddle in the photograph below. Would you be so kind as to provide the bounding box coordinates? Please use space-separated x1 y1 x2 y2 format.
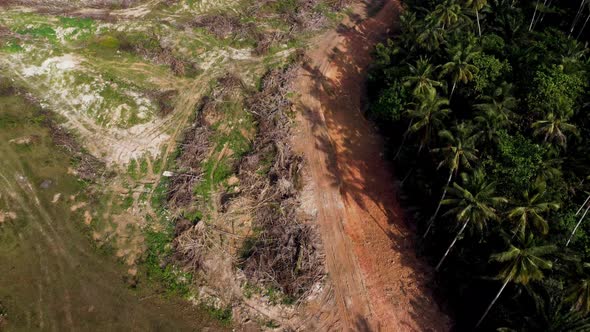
0 87 224 330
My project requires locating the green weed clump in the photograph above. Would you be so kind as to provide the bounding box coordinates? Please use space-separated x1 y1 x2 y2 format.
144 228 192 296
201 304 232 326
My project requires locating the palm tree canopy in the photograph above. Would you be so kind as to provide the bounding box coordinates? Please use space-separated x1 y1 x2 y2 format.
417 22 446 51
442 169 507 233
431 122 480 174
406 88 451 148
508 183 560 236
532 112 579 148
441 42 480 90
474 82 518 126
491 234 556 285
465 0 488 11
403 57 442 96
431 0 465 29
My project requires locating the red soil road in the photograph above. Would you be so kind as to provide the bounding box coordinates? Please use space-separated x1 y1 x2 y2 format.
292 0 451 330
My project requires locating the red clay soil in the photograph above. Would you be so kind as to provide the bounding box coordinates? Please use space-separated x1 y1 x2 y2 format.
292 0 452 330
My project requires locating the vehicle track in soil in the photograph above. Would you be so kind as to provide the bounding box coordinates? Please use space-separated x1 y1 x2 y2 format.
292 0 452 330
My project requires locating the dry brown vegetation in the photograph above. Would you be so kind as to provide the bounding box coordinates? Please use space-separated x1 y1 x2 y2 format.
165 74 243 212
151 89 179 116
237 64 324 298
125 37 197 77
166 110 210 210
167 64 324 301
190 13 255 40
1 0 141 9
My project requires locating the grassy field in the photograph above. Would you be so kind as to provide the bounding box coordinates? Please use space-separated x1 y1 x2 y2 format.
0 89 231 331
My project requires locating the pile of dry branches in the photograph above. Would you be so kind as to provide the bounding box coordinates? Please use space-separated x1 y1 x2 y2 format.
133 42 193 77
169 74 246 272
236 64 324 298
190 13 255 40
166 107 210 210
173 221 209 271
150 89 178 116
166 74 243 211
1 0 139 9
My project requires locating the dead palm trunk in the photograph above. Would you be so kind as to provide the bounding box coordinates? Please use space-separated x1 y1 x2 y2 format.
423 169 454 238
394 119 413 160
476 279 510 328
567 203 590 247
435 217 470 271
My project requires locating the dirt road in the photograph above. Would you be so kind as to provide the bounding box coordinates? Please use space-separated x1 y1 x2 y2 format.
293 0 451 330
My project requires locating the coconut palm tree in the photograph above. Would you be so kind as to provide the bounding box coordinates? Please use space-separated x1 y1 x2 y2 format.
508 183 560 237
476 234 557 328
406 88 451 152
441 43 480 99
417 22 446 52
435 169 507 271
431 0 465 29
399 11 419 44
465 0 488 36
537 157 563 183
532 113 579 149
403 58 442 97
500 288 590 331
559 39 588 74
474 82 517 126
423 123 480 238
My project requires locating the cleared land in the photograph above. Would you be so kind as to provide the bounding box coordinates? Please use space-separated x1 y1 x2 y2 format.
0 0 448 330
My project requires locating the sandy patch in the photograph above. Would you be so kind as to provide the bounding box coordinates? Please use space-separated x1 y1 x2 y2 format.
22 54 80 77
51 193 62 204
83 210 92 225
70 202 87 212
127 267 137 276
9 135 39 145
0 211 17 223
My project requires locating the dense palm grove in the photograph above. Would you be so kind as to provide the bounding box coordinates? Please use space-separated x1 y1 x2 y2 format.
368 0 590 330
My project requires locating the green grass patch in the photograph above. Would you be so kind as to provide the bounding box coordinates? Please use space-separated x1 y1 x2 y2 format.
144 227 192 296
17 25 56 41
59 16 94 30
201 304 232 326
140 157 149 175
151 178 169 212
1 39 23 53
192 98 254 207
127 159 139 180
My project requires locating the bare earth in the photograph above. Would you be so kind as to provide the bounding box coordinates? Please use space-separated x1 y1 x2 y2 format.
293 0 452 330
